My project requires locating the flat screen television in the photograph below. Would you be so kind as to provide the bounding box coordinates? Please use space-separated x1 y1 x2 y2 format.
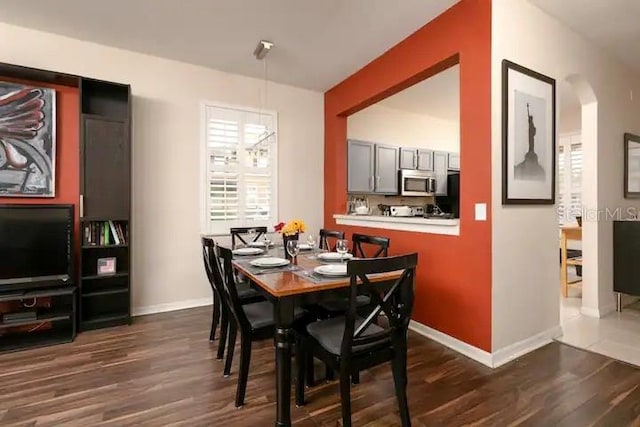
0 204 74 290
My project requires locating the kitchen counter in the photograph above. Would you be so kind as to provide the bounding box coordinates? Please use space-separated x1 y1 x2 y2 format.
333 214 459 236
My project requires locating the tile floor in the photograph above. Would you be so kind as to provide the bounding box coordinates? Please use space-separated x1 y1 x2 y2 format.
557 276 640 367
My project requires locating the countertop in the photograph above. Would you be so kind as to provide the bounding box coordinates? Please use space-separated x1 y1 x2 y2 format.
333 214 459 236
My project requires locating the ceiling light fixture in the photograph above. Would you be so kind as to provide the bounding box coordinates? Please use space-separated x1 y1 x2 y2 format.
252 40 276 150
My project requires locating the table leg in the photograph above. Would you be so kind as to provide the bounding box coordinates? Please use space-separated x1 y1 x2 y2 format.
274 298 294 427
560 231 568 298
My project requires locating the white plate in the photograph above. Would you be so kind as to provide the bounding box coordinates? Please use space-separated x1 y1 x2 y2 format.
314 264 348 277
248 241 273 248
233 247 263 256
298 243 313 251
317 252 353 261
249 257 290 268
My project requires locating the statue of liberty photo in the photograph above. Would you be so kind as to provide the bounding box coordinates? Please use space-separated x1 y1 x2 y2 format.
514 101 545 181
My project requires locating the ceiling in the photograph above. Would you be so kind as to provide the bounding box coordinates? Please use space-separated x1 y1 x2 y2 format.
0 0 458 92
377 65 459 121
530 0 640 72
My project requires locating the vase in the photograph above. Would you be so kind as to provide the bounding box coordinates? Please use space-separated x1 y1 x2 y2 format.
282 233 299 261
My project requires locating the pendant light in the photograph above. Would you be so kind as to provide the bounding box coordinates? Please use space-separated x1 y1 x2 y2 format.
252 40 276 150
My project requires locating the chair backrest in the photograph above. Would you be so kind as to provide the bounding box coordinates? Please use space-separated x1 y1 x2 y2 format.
201 237 218 293
319 229 345 251
230 226 268 249
215 245 253 330
351 233 390 258
341 253 418 358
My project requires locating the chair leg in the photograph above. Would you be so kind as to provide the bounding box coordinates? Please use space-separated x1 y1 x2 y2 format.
224 321 237 377
235 337 252 407
325 362 334 382
305 351 315 387
351 370 360 385
391 340 411 427
339 364 352 427
217 309 229 360
210 295 220 342
295 337 305 407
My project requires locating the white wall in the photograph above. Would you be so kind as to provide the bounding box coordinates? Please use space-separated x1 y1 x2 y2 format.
347 104 459 152
0 23 324 313
491 0 640 351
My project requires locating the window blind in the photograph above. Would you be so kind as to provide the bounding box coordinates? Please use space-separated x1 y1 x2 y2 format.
203 104 277 234
558 134 582 224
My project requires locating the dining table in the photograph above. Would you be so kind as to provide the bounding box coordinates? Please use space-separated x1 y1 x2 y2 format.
231 247 401 427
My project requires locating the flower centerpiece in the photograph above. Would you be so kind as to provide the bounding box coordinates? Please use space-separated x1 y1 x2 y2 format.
275 219 307 260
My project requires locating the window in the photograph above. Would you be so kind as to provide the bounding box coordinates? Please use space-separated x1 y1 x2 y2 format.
202 103 277 234
557 133 582 224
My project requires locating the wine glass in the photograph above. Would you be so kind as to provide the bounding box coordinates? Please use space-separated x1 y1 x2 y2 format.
286 239 300 264
306 234 316 253
336 239 349 262
262 236 272 255
246 228 256 245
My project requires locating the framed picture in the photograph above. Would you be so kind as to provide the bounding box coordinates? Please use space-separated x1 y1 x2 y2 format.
97 257 117 275
624 133 640 198
0 81 57 197
502 60 556 204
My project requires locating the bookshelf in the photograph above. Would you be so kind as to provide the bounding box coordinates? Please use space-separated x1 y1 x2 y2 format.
79 78 131 331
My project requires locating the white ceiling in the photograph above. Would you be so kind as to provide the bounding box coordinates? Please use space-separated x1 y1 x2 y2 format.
0 0 458 92
378 65 459 121
530 0 640 72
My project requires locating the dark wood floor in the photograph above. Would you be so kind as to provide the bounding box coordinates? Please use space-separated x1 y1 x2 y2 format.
1 307 640 426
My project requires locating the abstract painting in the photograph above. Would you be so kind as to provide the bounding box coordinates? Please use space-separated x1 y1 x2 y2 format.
502 60 555 205
0 81 56 197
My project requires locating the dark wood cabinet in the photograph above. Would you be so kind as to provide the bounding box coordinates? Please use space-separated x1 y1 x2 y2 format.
79 79 132 331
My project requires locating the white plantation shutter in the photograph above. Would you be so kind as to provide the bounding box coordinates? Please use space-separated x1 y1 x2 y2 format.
203 104 277 234
557 133 582 224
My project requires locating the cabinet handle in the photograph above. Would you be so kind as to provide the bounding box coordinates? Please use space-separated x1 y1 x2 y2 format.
80 194 84 218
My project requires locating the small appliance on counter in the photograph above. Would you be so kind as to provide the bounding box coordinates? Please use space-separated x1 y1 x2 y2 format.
348 195 370 215
389 205 424 217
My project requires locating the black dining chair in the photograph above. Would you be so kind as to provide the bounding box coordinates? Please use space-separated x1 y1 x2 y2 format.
352 233 390 258
230 226 268 249
201 238 262 358
295 253 418 427
319 229 345 251
215 245 307 407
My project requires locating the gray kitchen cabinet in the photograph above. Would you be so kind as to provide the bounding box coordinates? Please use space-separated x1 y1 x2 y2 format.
434 151 448 196
399 148 417 170
417 149 434 171
374 144 399 194
347 139 375 193
448 152 460 170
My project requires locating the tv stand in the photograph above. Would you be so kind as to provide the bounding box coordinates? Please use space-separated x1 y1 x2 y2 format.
0 286 76 353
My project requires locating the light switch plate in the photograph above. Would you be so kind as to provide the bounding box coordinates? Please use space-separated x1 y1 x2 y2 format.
475 203 487 221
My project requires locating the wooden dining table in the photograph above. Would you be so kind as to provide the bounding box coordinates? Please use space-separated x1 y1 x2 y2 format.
232 250 401 427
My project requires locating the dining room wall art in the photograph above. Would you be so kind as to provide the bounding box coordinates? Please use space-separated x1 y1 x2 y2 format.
0 81 56 197
502 59 556 205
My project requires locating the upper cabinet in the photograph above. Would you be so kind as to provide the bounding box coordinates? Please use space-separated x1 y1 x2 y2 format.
347 140 375 193
374 144 399 194
400 148 434 172
448 153 460 171
433 151 449 196
347 140 398 194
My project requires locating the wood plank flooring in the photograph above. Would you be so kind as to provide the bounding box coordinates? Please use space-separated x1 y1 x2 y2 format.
1 306 640 426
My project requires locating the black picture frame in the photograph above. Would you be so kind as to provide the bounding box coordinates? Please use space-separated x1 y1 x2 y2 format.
624 132 640 198
502 60 556 205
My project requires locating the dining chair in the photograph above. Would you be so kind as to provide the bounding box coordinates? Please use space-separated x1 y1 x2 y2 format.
351 233 390 258
230 226 268 249
319 229 345 251
215 245 307 407
201 238 262 357
295 253 418 427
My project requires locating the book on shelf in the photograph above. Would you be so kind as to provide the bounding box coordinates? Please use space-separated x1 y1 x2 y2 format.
83 221 128 246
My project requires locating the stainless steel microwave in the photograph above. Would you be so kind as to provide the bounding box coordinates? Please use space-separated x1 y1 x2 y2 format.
398 169 436 196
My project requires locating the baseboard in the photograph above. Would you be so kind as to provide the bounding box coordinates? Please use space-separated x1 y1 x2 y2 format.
491 325 562 368
132 296 213 317
408 320 493 368
409 320 561 369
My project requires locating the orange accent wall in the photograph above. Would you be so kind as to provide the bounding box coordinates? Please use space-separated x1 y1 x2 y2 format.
324 0 492 350
0 79 80 261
